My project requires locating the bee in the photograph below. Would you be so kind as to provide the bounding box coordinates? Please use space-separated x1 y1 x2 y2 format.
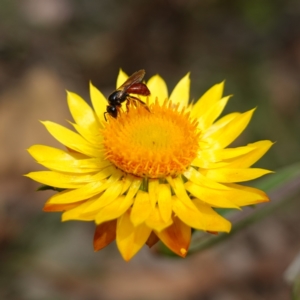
104 69 151 120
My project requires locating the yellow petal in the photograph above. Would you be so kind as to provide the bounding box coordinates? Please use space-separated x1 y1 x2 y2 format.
89 82 108 123
190 149 221 168
116 210 151 261
46 181 107 205
70 122 102 146
191 157 228 169
155 215 191 257
224 183 270 206
191 171 268 205
224 140 274 168
145 207 173 232
191 81 224 119
62 199 96 221
172 196 206 230
83 178 124 213
193 199 232 232
41 158 109 173
169 73 190 108
90 166 116 181
28 144 85 160
116 69 128 89
146 74 168 105
93 177 141 223
95 195 134 224
94 220 117 251
204 109 255 149
42 121 100 157
130 191 152 226
201 112 240 144
191 141 271 169
157 184 172 223
148 179 159 208
172 196 231 232
44 201 84 212
184 181 239 208
27 145 109 173
184 167 229 190
204 167 273 182
197 96 230 130
124 177 142 201
67 91 100 134
215 144 259 160
25 171 93 188
120 174 134 194
166 176 196 209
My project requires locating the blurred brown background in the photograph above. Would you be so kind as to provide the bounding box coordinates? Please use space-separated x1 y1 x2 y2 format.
1 0 300 299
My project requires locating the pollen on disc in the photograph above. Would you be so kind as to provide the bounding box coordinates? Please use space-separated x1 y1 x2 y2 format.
103 100 199 178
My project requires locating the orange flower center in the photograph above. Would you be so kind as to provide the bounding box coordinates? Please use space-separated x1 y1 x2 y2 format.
103 100 199 178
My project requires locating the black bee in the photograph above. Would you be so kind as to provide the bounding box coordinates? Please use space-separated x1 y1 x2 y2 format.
105 69 151 120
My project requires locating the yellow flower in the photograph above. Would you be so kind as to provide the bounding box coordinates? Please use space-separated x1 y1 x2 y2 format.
26 69 273 261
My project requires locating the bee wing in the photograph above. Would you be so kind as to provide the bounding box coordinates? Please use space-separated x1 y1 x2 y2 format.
117 69 146 92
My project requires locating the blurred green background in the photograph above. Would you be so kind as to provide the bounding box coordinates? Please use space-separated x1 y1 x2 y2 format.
1 0 300 299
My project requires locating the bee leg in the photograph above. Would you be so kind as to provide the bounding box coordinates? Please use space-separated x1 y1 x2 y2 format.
129 96 151 112
104 111 108 121
142 102 151 112
126 100 130 112
117 106 122 116
139 100 151 112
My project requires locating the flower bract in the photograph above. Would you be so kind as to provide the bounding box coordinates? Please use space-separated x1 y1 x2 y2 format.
26 69 273 261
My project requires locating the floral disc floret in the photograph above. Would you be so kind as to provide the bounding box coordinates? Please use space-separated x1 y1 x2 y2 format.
103 100 200 178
